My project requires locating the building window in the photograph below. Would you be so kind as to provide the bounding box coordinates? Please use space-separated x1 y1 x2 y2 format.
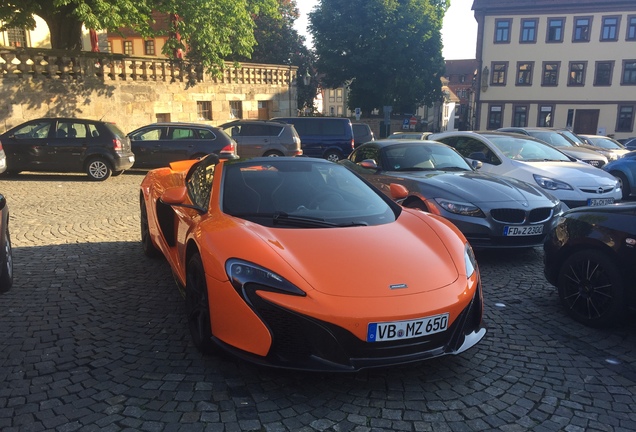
123 40 133 55
144 40 155 55
197 101 212 121
601 16 620 41
516 62 533 86
617 106 635 132
491 62 508 85
494 19 511 43
566 109 575 129
512 105 528 127
230 101 243 119
627 16 636 40
537 105 554 127
622 60 636 85
7 27 27 47
336 88 343 103
520 19 538 43
573 17 591 42
568 62 587 86
328 89 335 102
547 18 564 42
487 105 503 130
594 61 614 86
107 41 112 53
542 62 560 86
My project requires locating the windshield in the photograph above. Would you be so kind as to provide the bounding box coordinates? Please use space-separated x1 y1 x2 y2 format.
528 131 574 147
383 142 472 171
587 137 624 149
222 159 397 227
559 130 585 145
484 135 571 162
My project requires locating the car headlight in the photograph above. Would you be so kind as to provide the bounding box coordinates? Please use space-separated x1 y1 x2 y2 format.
226 259 306 297
434 198 485 217
464 243 477 278
533 174 573 191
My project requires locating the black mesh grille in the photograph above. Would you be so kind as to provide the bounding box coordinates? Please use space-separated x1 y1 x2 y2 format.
585 159 605 168
490 208 525 223
528 207 553 223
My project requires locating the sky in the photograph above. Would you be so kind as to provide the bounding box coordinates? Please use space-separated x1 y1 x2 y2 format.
293 0 478 60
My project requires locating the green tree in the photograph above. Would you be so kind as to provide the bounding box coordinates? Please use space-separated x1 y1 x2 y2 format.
227 0 318 112
0 0 278 75
309 0 448 116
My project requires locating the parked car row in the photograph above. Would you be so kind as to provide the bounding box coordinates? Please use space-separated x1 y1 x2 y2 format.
0 117 370 180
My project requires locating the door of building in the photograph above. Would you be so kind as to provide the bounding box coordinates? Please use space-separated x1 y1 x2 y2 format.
258 101 269 120
573 109 599 135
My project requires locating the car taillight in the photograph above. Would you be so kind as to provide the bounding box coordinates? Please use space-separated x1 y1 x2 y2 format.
0 141 3 150
350 138 354 149
221 142 236 154
113 138 122 151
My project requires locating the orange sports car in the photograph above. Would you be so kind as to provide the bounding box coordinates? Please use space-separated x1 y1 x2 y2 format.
140 154 486 371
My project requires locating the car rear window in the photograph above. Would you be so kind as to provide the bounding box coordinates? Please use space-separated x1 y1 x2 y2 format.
104 123 126 138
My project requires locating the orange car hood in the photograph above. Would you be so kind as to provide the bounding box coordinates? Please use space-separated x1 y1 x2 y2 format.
246 211 460 298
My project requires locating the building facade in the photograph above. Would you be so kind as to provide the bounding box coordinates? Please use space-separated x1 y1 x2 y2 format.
444 59 478 131
472 0 636 139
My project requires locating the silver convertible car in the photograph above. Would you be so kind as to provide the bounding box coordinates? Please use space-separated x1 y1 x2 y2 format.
341 140 564 249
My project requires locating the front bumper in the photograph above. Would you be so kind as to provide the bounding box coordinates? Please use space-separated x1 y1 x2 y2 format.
214 282 486 372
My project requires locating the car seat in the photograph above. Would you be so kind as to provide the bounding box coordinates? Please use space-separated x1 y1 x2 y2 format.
402 146 434 169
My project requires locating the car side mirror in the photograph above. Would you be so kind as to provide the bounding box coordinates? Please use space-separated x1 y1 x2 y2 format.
471 160 483 170
161 186 188 205
359 159 379 170
389 183 409 200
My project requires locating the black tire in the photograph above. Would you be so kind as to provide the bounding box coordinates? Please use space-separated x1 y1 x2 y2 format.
557 249 626 327
323 150 343 162
0 227 13 293
185 253 216 354
613 172 631 199
263 150 283 157
85 158 112 181
140 196 162 258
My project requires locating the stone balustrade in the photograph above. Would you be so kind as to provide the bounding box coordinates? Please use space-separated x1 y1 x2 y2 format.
0 47 295 85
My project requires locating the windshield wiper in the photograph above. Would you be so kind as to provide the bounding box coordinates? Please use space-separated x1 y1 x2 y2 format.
273 212 340 228
394 167 433 172
438 166 470 171
273 212 368 228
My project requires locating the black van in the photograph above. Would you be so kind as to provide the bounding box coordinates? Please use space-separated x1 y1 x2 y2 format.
272 117 355 162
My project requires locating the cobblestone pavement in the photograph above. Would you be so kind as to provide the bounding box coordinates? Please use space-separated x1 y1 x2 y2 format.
1 171 635 432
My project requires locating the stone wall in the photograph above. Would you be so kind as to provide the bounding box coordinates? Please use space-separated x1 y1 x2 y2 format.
0 47 298 134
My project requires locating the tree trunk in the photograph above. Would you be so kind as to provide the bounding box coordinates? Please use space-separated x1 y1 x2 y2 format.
39 5 84 51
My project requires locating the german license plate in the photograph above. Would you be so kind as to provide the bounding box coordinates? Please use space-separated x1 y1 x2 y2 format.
503 225 543 236
367 313 449 342
587 198 614 206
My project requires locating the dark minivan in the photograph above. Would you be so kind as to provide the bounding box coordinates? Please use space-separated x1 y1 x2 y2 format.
272 117 354 162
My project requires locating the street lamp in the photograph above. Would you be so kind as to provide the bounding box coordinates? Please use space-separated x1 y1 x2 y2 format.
303 69 311 86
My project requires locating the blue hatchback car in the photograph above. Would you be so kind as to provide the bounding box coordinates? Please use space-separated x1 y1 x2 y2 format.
603 151 636 199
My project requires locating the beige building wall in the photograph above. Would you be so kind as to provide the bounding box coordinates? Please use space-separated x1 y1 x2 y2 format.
474 0 636 139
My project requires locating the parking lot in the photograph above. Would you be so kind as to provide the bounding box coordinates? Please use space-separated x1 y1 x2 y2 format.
1 171 635 432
